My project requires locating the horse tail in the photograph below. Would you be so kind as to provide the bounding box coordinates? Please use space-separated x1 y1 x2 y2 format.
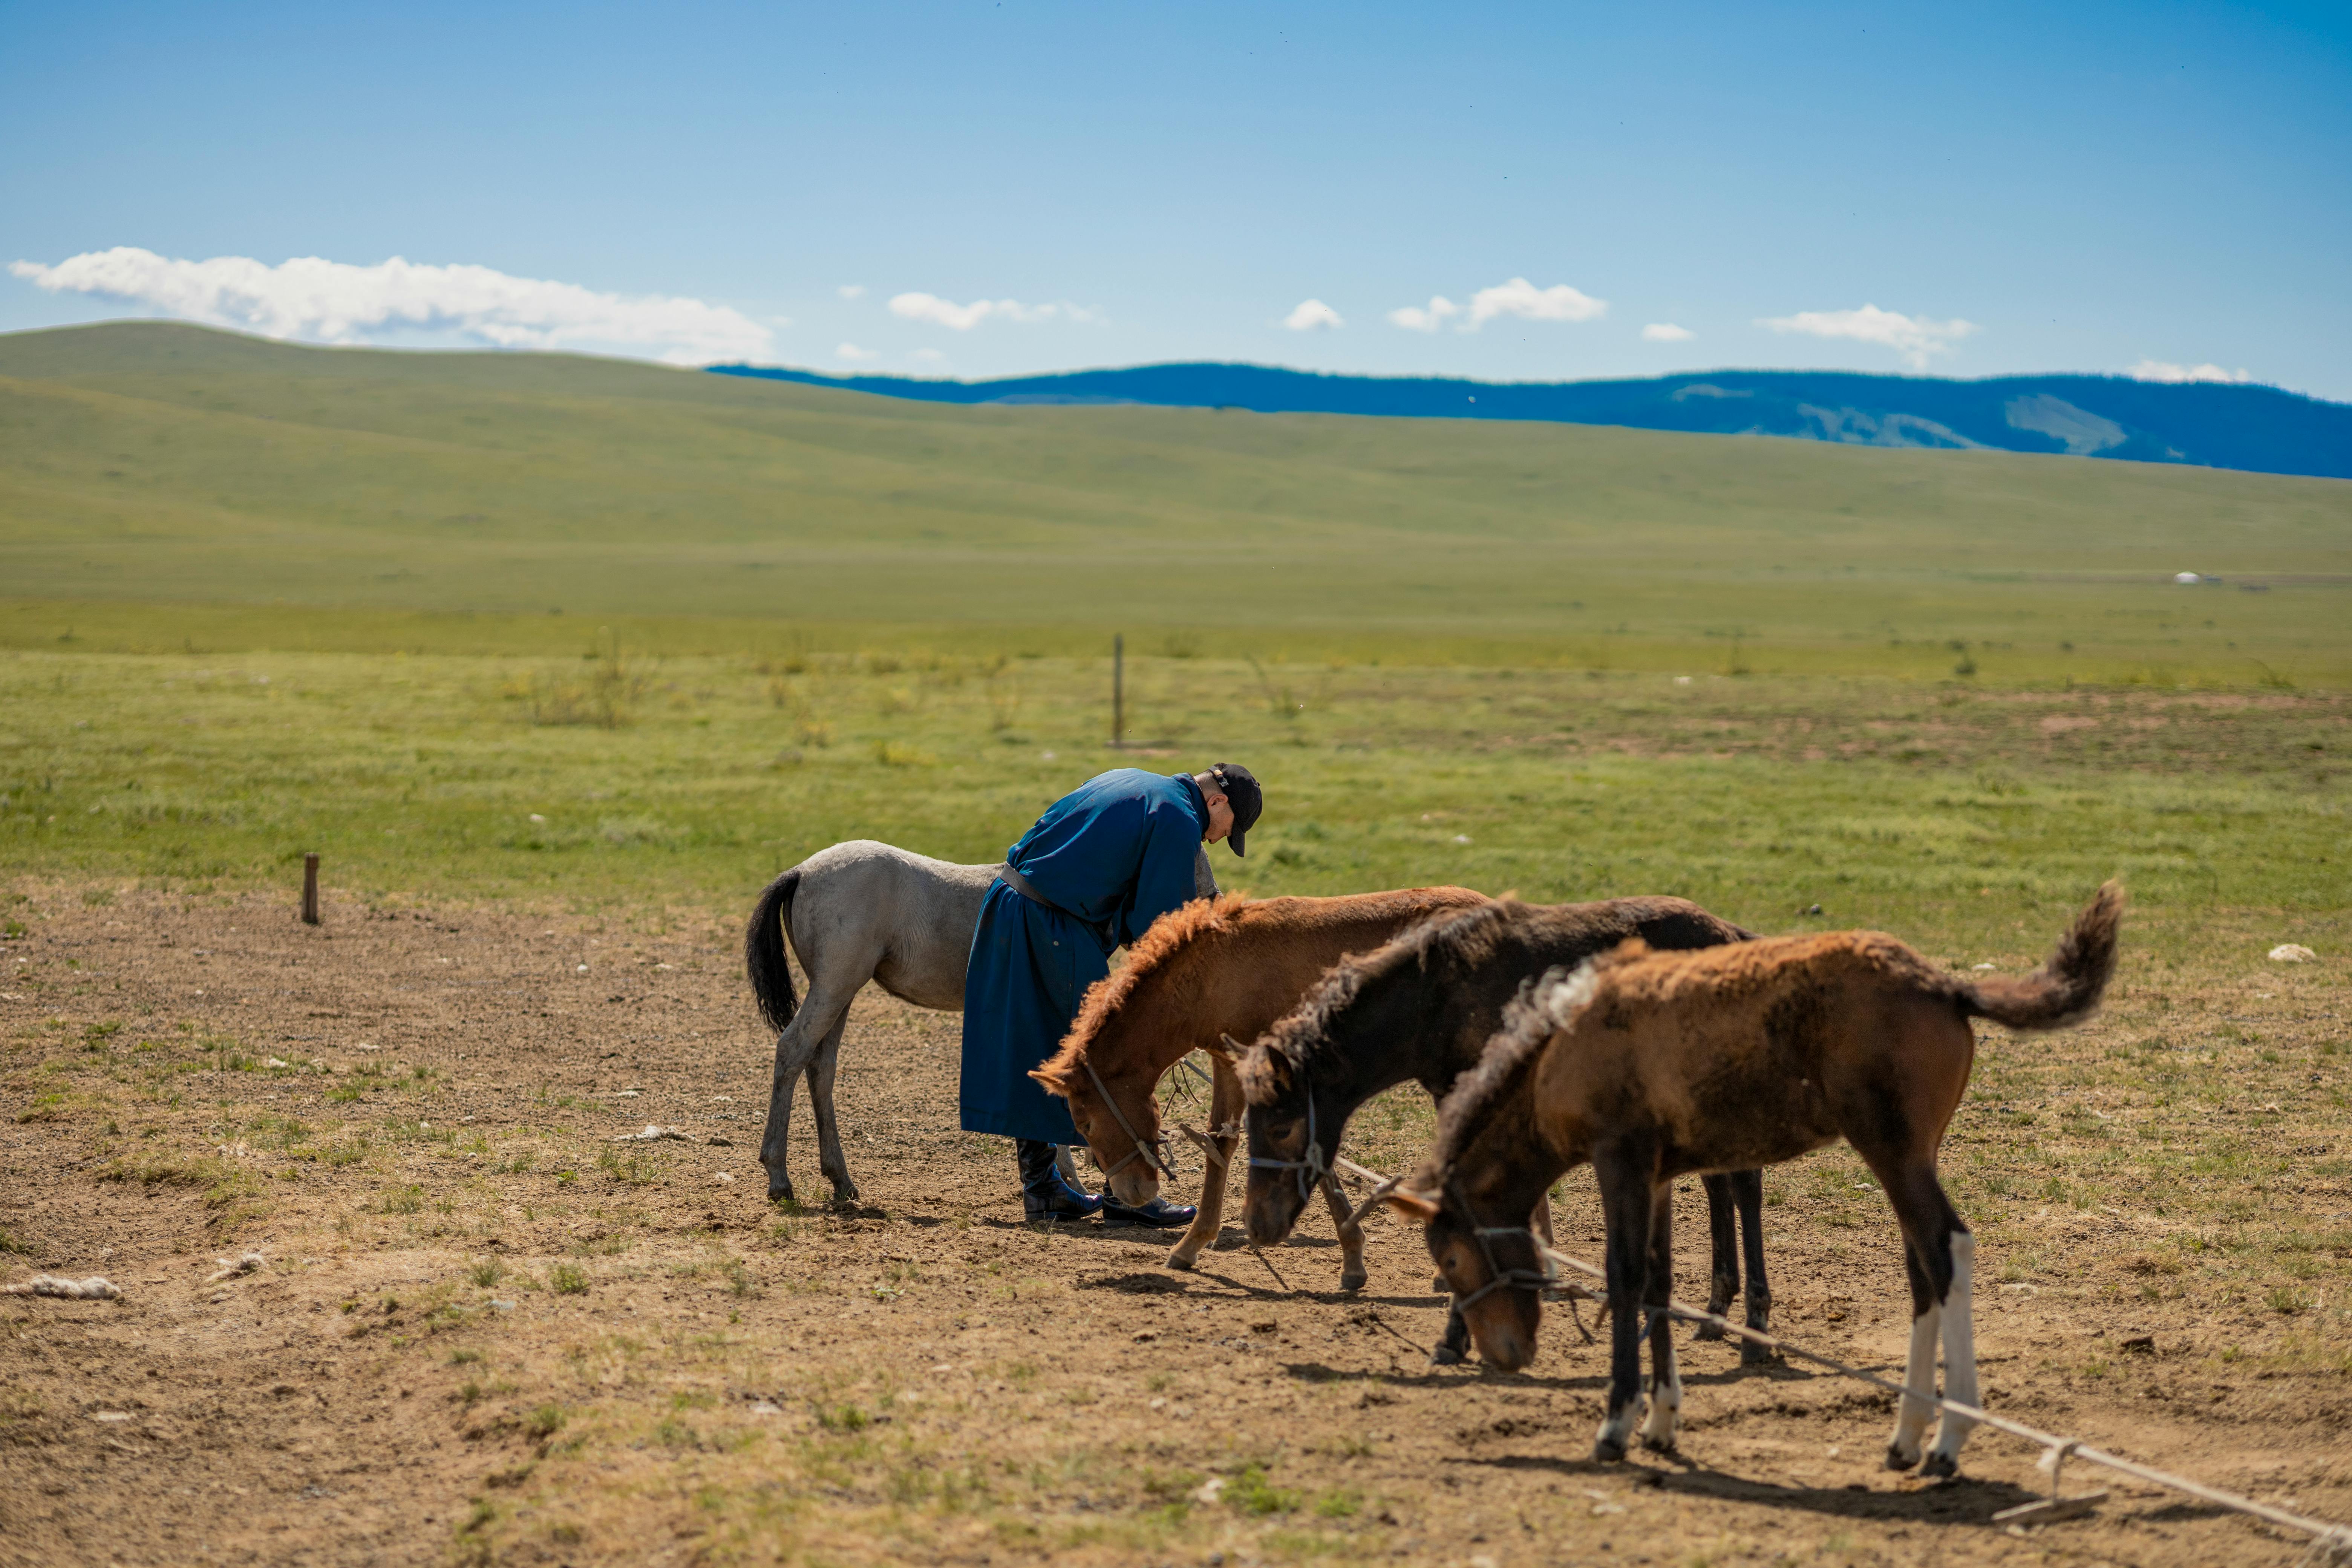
1957 880 2125 1032
744 867 802 1034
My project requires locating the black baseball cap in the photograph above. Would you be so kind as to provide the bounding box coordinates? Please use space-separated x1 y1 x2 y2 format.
1206 763 1262 856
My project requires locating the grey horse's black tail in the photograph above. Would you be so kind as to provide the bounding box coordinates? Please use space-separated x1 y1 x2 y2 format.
744 868 801 1034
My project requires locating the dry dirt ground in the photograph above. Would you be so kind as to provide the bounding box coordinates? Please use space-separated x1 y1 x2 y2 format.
2 884 2348 1568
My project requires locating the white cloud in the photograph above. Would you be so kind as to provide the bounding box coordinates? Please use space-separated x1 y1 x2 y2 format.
1641 322 1694 342
1387 279 1607 332
2126 358 2251 384
1756 303 1976 370
886 291 1099 330
909 347 948 364
8 246 774 365
837 284 866 300
1387 296 1461 332
1465 277 1608 328
1282 298 1343 331
834 342 878 362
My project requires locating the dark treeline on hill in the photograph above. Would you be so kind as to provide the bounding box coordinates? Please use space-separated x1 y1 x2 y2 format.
710 361 2352 481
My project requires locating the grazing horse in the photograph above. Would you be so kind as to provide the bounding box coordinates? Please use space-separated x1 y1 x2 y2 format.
1031 887 1489 1280
743 840 1217 1204
1388 882 2124 1472
1236 896 1765 1366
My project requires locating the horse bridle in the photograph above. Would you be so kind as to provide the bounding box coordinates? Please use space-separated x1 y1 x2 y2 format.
1079 1057 1174 1181
1246 1094 1328 1204
1445 1178 1558 1311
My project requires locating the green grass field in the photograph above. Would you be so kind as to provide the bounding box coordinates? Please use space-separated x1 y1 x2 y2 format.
3 617 2343 955
2 320 2345 946
3 322 2347 684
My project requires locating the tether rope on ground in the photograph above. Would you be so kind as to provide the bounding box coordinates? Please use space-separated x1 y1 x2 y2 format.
1526 1236 2352 1558
1313 1157 2352 1562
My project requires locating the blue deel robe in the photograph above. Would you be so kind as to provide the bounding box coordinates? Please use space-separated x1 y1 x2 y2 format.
960 769 1210 1144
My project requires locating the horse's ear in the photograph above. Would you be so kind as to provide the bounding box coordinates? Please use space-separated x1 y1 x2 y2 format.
1202 1032 1246 1062
1028 1067 1070 1099
1383 1187 1441 1224
1233 1047 1286 1106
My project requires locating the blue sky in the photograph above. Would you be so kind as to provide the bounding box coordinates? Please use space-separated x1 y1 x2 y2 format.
4 1 2347 395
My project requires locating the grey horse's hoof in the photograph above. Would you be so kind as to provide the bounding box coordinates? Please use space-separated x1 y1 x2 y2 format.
828 1181 860 1204
1739 1338 1779 1367
1918 1451 1959 1481
1694 1318 1727 1341
1593 1434 1628 1463
1639 1431 1678 1454
1163 1251 1196 1272
1884 1442 1920 1472
1428 1343 1465 1367
1340 1269 1368 1293
767 1175 795 1204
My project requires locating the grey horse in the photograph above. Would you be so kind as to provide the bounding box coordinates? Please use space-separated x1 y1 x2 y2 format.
744 839 1218 1204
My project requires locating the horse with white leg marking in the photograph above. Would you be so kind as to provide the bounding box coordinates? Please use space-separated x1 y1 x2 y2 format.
1387 882 2123 1472
1235 895 1765 1367
743 840 1216 1204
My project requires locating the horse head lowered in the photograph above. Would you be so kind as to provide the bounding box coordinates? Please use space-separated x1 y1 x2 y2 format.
1031 886 1487 1274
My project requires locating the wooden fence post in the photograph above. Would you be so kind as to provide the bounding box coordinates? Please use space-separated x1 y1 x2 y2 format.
302 853 320 925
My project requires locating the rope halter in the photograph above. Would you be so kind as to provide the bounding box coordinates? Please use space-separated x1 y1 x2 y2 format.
1078 1057 1174 1181
1246 1094 1328 1204
1444 1179 1558 1312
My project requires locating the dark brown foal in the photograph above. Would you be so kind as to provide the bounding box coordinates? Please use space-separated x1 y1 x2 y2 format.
1234 896 1765 1366
1390 882 2124 1474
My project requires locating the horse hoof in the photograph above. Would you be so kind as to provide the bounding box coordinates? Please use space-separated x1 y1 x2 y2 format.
767 1180 795 1204
1883 1442 1920 1472
1740 1340 1779 1367
1428 1344 1465 1367
1340 1270 1368 1293
830 1183 859 1204
1163 1250 1196 1272
1694 1319 1726 1341
1593 1435 1628 1463
1639 1432 1678 1454
1919 1452 1959 1481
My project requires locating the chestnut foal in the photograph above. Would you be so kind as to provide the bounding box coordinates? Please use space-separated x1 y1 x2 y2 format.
1031 887 1487 1281
1237 896 1762 1366
1390 882 2123 1473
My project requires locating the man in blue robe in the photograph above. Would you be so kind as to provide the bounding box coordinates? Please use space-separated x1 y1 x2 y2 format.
963 763 1263 1223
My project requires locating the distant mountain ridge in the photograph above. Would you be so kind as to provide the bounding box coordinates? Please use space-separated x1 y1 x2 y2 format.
709 361 2352 481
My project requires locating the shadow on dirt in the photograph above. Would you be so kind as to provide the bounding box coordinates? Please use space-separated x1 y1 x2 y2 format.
1460 1450 2041 1528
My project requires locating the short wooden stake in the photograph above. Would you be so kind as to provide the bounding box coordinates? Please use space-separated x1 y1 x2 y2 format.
301 853 321 925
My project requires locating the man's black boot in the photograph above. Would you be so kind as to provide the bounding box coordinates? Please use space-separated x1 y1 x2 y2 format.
1101 1193 1198 1229
1017 1139 1102 1221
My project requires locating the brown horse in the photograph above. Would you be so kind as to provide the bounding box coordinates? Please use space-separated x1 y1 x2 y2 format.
1031 887 1488 1281
1389 883 2123 1473
1235 896 1764 1366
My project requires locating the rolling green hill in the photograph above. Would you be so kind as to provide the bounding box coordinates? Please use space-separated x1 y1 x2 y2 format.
2 321 2346 680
